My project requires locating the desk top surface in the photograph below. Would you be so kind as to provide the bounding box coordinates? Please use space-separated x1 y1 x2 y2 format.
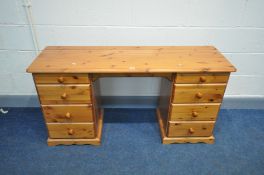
27 46 236 73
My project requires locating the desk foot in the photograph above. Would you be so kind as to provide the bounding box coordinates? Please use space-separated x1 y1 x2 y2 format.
47 109 104 146
156 108 215 144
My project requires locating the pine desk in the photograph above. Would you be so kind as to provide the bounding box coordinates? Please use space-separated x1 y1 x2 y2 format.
27 46 236 146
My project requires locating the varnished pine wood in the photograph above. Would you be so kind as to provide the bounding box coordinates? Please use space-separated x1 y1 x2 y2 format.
157 77 174 131
47 109 103 146
36 84 91 104
172 84 226 103
91 79 102 131
167 121 215 137
26 46 236 146
42 104 94 123
47 123 95 139
170 103 221 121
34 73 90 84
156 108 214 144
26 46 236 73
91 73 173 81
175 73 230 84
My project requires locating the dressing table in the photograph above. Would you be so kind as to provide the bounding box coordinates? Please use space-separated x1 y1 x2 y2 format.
26 46 236 146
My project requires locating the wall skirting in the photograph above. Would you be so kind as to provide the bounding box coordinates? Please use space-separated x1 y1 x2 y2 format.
0 95 263 109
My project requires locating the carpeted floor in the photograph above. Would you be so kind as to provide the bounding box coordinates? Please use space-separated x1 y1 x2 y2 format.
0 108 263 175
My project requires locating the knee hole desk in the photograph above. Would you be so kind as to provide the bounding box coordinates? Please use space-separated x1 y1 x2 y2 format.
26 46 236 146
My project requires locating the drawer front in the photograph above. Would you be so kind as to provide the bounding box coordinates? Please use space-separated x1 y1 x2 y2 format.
42 104 93 123
37 84 91 104
167 121 215 137
175 73 229 84
47 123 95 139
172 84 226 103
34 73 90 84
170 103 220 121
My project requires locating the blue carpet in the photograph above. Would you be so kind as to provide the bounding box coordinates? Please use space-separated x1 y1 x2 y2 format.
0 108 263 175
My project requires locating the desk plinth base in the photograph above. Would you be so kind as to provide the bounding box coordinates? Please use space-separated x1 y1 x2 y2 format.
156 109 215 144
47 110 104 146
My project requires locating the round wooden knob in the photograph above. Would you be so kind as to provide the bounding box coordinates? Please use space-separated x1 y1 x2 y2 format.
68 129 74 135
57 77 65 83
196 92 203 99
65 112 71 119
61 93 67 99
200 76 206 82
192 111 198 117
189 128 195 134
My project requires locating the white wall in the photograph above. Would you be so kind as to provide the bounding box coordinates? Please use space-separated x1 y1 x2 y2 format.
0 0 263 97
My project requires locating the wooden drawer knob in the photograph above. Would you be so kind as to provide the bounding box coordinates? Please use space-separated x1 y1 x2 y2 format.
68 129 74 135
57 77 65 83
189 128 195 134
192 111 198 117
61 93 67 99
65 112 71 119
199 76 206 82
196 92 203 99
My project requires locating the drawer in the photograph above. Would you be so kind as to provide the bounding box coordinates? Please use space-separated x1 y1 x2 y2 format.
42 104 94 123
170 103 220 121
37 84 91 104
34 73 90 84
167 121 215 137
172 84 226 103
47 123 95 139
175 73 229 84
